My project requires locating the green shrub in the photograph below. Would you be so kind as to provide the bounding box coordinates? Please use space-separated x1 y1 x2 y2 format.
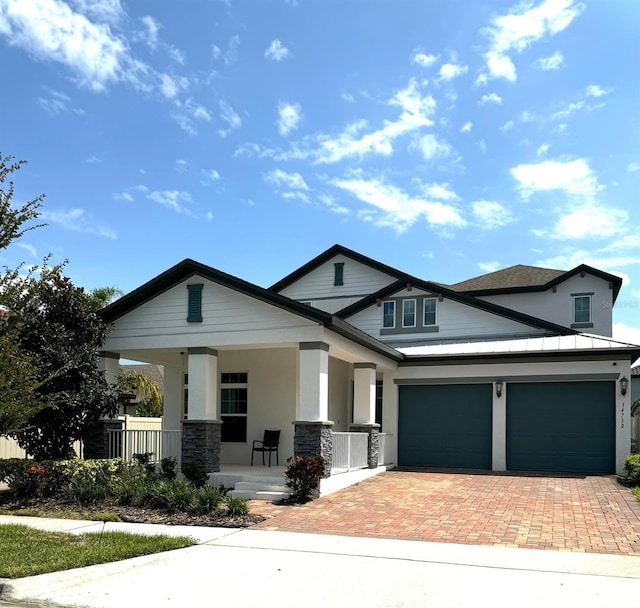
224 495 249 517
113 471 148 506
132 452 156 477
0 459 37 496
63 475 109 505
284 455 325 503
624 454 640 486
160 457 177 481
166 480 196 513
142 480 172 510
181 463 208 488
194 486 224 515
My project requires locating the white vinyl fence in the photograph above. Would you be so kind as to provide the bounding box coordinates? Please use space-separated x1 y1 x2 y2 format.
108 429 181 463
331 432 368 473
377 433 395 466
0 416 162 460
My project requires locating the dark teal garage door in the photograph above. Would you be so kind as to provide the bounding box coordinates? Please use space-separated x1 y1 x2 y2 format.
506 382 615 474
398 384 493 469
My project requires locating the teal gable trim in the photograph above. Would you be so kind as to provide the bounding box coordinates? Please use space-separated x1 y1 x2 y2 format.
187 284 203 323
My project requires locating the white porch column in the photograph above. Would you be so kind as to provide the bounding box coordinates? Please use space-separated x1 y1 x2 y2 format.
162 366 183 432
383 371 398 464
98 351 120 385
492 381 507 471
353 363 376 424
297 342 329 421
186 347 219 420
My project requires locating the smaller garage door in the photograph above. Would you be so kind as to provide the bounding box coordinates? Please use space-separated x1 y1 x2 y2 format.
507 382 615 474
398 384 493 469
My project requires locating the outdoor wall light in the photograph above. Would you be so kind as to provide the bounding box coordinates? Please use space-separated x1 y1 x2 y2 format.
495 380 503 398
620 376 629 396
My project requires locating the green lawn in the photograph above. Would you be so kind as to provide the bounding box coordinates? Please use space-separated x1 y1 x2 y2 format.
0 524 195 578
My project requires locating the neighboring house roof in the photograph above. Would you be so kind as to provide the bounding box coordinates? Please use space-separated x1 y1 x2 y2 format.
398 334 640 363
336 276 579 336
99 258 403 362
120 364 165 394
632 365 640 376
447 263 622 302
269 244 407 292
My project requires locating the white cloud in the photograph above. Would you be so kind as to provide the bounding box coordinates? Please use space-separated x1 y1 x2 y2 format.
0 0 131 91
534 50 564 70
140 15 160 49
223 34 239 65
277 101 302 136
418 182 460 201
511 158 600 199
613 323 640 347
479 92 502 105
500 120 514 132
114 191 134 202
264 39 291 61
282 191 312 205
416 134 452 160
146 190 192 213
316 79 436 164
627 162 640 173
329 171 466 233
85 155 101 164
585 84 608 97
472 200 514 229
460 121 472 133
219 99 241 136
37 87 84 115
478 261 502 273
159 73 188 99
41 208 116 239
479 0 583 82
173 98 212 135
438 62 468 80
341 92 355 102
536 143 551 156
202 168 221 181
175 159 189 171
412 52 439 67
546 205 628 240
264 169 309 190
16 242 38 258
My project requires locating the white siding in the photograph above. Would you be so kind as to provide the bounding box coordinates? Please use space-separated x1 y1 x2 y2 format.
479 273 614 336
278 254 397 311
107 276 320 344
347 288 542 342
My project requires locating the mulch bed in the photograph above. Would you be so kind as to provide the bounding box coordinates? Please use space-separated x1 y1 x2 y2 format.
0 492 267 528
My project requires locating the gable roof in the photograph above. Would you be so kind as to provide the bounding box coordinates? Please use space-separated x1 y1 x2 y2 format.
269 244 407 292
99 258 403 362
447 263 622 302
336 276 579 336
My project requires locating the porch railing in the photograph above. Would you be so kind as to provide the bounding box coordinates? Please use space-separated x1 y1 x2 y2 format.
331 432 368 472
378 433 395 466
107 429 181 463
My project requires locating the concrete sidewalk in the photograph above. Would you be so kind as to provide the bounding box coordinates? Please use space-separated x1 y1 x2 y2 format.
1 516 639 607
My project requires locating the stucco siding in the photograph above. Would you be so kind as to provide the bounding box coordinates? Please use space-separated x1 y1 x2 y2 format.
328 356 352 431
278 254 397 302
346 288 543 342
107 276 320 342
218 348 297 466
479 274 614 336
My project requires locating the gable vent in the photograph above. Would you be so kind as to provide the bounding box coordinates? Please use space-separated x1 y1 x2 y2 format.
187 284 203 322
334 262 344 286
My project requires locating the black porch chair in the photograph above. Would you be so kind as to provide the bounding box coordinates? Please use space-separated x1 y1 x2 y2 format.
251 430 281 467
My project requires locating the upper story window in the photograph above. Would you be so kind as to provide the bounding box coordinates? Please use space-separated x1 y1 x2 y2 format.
382 300 395 328
334 262 344 286
402 299 416 328
423 297 437 326
573 295 591 324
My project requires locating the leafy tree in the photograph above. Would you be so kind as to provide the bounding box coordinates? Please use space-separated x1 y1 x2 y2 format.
88 286 124 311
117 370 163 417
9 267 120 459
0 153 119 457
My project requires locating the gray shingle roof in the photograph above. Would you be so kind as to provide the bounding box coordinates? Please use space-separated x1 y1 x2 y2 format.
447 264 566 292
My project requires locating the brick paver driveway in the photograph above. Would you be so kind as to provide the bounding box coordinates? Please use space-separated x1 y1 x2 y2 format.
252 470 640 556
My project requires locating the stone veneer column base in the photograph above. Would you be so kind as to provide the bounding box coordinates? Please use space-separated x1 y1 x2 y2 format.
293 420 334 478
181 420 223 473
349 423 380 469
83 419 124 460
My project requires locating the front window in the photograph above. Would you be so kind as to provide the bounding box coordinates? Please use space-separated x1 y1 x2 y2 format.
221 372 248 442
402 299 416 328
423 297 437 326
382 301 395 328
573 296 591 323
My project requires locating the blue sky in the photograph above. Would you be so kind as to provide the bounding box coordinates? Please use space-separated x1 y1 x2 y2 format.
1 0 639 341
